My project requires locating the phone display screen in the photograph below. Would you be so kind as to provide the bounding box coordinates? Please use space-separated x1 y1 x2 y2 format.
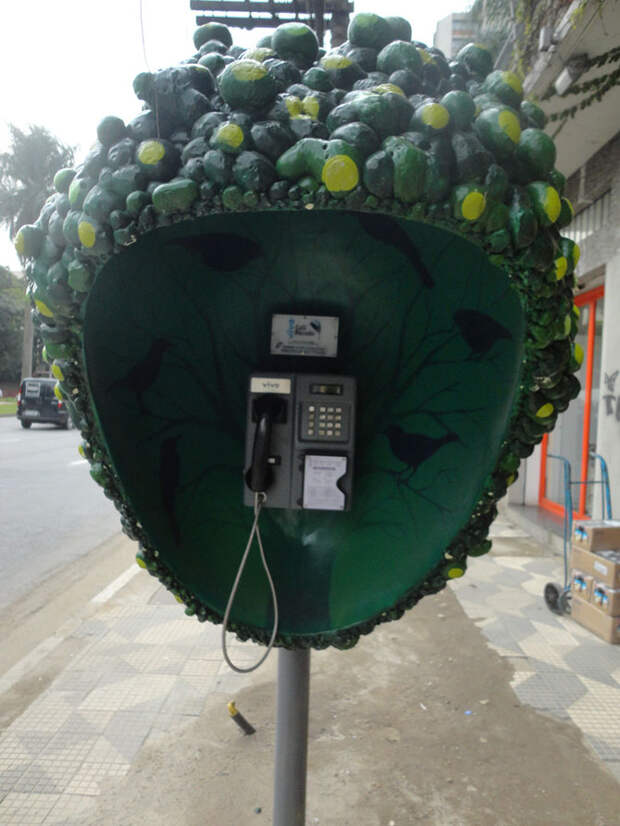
310 383 343 395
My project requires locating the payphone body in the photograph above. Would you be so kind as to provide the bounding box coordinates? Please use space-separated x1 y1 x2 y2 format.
244 373 356 511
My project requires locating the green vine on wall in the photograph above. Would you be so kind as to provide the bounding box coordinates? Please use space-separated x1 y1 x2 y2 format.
542 42 620 122
472 0 617 126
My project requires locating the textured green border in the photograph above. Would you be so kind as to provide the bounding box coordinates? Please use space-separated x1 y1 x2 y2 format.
16 21 582 649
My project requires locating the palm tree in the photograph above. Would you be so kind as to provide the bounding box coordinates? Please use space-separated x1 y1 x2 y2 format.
0 124 75 239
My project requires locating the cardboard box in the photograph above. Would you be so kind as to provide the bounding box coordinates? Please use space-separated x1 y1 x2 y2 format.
571 596 620 644
570 570 593 601
572 520 620 551
591 582 620 616
570 546 620 589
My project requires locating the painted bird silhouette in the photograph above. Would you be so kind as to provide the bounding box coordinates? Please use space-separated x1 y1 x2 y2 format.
160 436 181 545
385 425 459 482
109 338 172 414
453 309 512 357
169 233 262 272
358 213 435 288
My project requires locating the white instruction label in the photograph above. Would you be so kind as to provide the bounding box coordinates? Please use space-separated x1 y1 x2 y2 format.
303 455 347 511
270 314 339 357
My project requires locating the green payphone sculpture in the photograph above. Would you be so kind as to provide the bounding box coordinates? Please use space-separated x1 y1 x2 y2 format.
17 13 580 653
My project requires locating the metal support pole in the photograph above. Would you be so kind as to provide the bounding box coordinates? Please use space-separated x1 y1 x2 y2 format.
273 648 311 826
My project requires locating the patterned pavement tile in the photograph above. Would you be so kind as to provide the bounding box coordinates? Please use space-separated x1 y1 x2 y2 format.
563 642 620 681
160 676 215 716
567 677 620 747
474 618 524 654
586 734 620 762
101 710 155 761
78 673 177 713
512 669 587 713
44 793 97 824
0 733 31 795
134 617 207 646
64 761 129 796
485 588 538 618
453 545 620 783
530 619 581 647
181 658 222 678
0 792 59 825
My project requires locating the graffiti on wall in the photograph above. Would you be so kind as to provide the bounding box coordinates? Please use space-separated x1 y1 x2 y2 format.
603 371 620 419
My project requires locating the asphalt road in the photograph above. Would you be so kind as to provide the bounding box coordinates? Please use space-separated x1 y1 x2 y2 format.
0 415 121 609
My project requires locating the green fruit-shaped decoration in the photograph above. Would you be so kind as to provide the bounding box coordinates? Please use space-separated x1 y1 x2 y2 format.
376 41 422 75
194 22 232 49
441 90 476 130
473 107 521 159
348 13 393 50
135 139 180 181
320 53 366 89
53 167 76 193
481 70 523 110
272 22 319 70
516 128 557 177
218 60 278 112
20 12 580 652
385 16 412 42
455 42 494 77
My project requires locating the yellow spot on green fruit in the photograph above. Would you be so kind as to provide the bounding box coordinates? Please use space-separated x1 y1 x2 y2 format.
54 383 63 401
564 198 574 219
421 103 450 130
321 154 359 193
502 71 522 96
302 96 320 119
243 47 273 62
78 221 97 248
572 304 580 318
497 109 521 143
322 55 352 70
447 566 465 579
14 231 25 256
573 243 580 265
232 60 267 81
536 403 554 419
136 555 148 570
138 140 166 166
554 256 567 280
461 191 486 221
78 444 86 458
418 48 432 64
506 473 516 487
51 362 64 381
35 299 54 318
173 593 184 603
42 346 49 363
564 314 572 336
373 83 405 96
543 186 561 223
217 122 244 148
574 342 584 365
285 95 303 116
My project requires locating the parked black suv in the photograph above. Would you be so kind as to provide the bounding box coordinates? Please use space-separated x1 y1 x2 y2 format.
16 377 72 429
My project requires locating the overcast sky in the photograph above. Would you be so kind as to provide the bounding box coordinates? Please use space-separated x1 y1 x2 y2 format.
0 0 469 269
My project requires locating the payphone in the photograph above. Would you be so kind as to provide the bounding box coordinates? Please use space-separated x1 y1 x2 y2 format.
224 316 356 673
243 373 356 511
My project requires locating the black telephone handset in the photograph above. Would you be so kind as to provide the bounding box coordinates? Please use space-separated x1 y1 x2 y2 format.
246 395 286 494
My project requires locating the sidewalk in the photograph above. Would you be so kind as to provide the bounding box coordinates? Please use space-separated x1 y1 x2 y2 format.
0 513 619 825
